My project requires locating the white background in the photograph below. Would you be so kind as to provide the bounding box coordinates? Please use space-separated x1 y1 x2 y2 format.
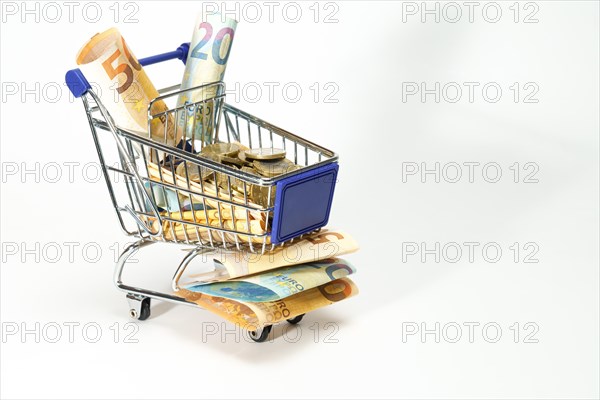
1 1 598 399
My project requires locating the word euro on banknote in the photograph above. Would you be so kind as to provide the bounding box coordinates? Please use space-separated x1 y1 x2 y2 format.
176 13 237 144
76 28 177 146
185 258 356 302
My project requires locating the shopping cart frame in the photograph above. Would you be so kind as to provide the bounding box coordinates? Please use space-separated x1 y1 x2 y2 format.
66 42 339 341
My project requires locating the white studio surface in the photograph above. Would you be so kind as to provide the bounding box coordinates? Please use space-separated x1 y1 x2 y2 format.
0 1 598 399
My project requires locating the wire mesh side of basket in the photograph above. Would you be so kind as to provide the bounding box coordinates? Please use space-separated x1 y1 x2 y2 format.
83 81 337 254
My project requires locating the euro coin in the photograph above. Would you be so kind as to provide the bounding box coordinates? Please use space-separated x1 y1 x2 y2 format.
212 171 232 190
238 148 249 163
231 142 250 152
219 155 250 168
176 158 214 182
241 165 260 176
253 158 299 177
232 166 259 194
251 184 276 207
201 143 240 157
243 148 286 161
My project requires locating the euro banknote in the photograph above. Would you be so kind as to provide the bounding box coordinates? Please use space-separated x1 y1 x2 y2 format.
76 28 177 146
206 229 359 280
185 258 356 302
177 277 358 330
177 12 237 143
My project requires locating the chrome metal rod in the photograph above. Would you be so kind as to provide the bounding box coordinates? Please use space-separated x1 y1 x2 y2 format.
171 247 215 291
113 240 197 307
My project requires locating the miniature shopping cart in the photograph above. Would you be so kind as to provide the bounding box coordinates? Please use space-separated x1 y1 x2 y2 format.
65 43 339 342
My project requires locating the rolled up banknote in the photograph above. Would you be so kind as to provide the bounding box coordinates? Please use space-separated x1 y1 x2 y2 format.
246 277 358 327
185 258 356 302
177 13 237 144
207 230 359 280
175 230 358 284
177 277 358 330
76 28 177 146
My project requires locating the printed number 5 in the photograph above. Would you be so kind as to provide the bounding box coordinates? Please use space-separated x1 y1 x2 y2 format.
102 38 142 94
191 22 235 65
307 232 344 245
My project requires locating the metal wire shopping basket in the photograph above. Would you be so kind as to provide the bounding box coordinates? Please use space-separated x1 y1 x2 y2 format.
66 43 339 255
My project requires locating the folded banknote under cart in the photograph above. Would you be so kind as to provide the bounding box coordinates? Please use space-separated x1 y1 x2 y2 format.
65 43 355 342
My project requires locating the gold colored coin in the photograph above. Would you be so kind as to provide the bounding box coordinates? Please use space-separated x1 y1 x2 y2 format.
241 166 260 177
201 143 240 157
231 142 250 152
238 149 249 163
212 171 232 190
253 158 299 177
243 148 286 161
176 159 214 183
232 166 259 194
250 184 276 207
219 155 249 168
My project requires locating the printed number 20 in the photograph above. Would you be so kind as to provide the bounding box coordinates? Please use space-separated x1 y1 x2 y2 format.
191 22 235 65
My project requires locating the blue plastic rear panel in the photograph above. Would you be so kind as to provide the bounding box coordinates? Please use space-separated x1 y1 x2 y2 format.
270 163 339 244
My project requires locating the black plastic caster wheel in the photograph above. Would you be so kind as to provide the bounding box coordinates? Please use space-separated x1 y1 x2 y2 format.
248 325 272 343
286 314 305 325
129 297 151 321
138 297 151 321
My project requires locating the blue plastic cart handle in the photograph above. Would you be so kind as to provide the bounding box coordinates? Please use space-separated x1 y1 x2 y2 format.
65 42 190 98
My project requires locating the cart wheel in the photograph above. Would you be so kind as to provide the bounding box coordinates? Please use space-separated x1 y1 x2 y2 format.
248 325 272 343
129 297 151 321
286 314 305 325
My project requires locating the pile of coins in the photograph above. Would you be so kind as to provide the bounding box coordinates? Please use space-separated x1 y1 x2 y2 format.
174 142 302 207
